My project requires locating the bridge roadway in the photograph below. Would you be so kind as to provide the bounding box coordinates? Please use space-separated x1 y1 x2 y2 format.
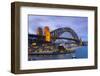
51 37 79 42
29 34 80 42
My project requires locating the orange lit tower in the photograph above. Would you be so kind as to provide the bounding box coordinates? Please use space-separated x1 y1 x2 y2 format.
44 26 51 42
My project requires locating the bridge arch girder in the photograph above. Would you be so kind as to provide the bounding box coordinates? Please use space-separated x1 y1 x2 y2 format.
50 27 80 43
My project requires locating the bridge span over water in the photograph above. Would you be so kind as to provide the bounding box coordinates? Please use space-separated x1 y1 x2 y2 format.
29 27 84 45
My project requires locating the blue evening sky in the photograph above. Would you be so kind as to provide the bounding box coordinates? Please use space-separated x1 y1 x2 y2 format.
28 15 88 41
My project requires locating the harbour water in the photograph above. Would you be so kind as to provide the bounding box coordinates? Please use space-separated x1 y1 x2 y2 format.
28 46 88 61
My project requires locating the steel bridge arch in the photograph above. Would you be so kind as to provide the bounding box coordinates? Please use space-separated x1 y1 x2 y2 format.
50 27 79 41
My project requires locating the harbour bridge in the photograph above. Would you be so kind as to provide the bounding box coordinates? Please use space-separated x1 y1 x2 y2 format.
28 27 84 46
28 27 87 57
50 27 81 45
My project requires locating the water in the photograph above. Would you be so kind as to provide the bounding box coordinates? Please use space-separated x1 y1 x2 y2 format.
75 46 88 58
28 46 88 61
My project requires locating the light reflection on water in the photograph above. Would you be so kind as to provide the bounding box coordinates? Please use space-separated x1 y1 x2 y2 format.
28 46 88 61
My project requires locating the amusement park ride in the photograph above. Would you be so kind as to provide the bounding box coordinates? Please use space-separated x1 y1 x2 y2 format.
28 26 87 56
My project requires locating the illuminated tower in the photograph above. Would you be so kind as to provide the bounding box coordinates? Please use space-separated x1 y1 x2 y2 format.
44 26 51 42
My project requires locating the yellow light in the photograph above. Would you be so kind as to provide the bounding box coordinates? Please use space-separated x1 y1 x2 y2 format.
32 43 36 46
44 26 51 42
